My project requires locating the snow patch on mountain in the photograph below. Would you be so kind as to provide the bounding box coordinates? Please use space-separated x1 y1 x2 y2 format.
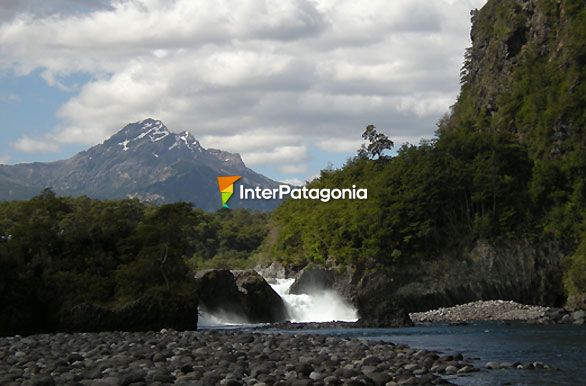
119 140 130 151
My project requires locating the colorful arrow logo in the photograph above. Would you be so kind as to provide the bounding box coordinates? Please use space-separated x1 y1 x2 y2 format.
217 176 241 208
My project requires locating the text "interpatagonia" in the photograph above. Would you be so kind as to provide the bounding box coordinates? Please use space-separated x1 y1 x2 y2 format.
240 184 367 202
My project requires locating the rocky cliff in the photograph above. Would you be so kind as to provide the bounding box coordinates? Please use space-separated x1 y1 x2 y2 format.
446 0 586 309
289 239 567 325
394 239 567 312
448 0 586 160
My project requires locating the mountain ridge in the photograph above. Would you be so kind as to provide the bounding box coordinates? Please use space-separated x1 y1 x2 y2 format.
0 119 281 211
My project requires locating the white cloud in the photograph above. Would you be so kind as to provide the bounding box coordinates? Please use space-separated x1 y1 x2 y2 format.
279 164 308 174
317 138 364 153
201 129 302 153
11 136 60 153
0 154 10 164
244 145 309 166
281 178 305 186
0 0 488 175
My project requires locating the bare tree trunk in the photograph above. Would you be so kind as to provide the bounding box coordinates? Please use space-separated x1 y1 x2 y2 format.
492 150 497 217
160 244 170 290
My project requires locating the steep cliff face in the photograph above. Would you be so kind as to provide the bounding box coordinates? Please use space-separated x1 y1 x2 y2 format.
290 239 566 324
448 0 586 160
394 239 567 312
445 0 586 309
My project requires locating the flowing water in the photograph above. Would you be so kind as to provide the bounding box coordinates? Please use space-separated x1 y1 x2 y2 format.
265 322 586 386
198 277 358 327
197 276 585 384
269 278 358 322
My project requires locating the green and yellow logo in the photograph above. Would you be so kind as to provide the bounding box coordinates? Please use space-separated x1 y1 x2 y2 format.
217 176 241 208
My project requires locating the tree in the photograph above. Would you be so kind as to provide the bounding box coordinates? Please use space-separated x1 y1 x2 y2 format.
358 124 394 159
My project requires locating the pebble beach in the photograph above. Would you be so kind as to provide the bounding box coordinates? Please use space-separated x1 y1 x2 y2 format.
0 329 478 386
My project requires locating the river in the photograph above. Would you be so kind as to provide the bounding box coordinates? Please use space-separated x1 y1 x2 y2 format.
256 322 586 385
200 277 586 385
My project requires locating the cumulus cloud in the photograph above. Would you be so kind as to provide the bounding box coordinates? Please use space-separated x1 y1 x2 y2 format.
11 136 60 153
244 145 309 166
0 0 112 23
0 0 487 176
279 164 308 174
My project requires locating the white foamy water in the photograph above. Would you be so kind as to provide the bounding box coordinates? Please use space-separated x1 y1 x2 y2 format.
197 276 358 327
197 308 248 328
270 278 358 323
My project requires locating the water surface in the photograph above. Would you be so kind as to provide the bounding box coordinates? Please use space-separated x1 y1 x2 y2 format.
263 322 586 386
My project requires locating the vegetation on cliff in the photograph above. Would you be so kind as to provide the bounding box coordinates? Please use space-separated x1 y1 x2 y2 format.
265 0 586 304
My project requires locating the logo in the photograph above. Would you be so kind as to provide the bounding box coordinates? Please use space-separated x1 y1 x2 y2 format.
240 185 367 202
217 175 368 208
217 176 241 208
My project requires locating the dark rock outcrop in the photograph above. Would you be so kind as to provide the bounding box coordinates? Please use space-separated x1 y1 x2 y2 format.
58 293 199 332
289 239 567 325
195 269 289 323
530 307 585 325
394 240 566 313
289 266 337 294
233 270 290 323
194 269 244 315
353 271 412 327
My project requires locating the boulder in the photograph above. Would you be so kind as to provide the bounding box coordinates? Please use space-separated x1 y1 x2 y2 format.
353 271 412 327
195 269 289 323
289 267 336 294
195 269 245 315
233 270 290 323
254 262 288 280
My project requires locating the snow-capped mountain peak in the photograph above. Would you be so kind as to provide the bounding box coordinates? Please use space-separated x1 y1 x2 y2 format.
0 118 281 211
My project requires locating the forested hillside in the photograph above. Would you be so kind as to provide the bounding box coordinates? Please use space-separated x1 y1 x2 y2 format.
266 0 586 309
0 190 268 335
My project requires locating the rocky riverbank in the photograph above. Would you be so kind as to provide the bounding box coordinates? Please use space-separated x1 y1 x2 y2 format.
409 300 585 325
0 329 481 386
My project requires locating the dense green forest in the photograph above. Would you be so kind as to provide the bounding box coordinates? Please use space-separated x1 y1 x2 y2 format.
0 190 268 334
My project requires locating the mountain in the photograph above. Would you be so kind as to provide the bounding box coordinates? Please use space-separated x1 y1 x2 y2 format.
0 119 281 211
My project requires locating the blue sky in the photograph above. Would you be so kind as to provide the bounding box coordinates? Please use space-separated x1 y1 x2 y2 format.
0 71 84 164
0 0 487 184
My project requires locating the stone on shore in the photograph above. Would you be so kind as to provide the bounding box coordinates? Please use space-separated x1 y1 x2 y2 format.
195 269 289 323
410 300 550 323
0 330 477 385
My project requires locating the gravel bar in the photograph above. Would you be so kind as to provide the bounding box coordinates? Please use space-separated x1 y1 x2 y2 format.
0 329 478 385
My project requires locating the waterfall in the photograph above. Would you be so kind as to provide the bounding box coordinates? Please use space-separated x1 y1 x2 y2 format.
197 275 358 328
269 278 358 323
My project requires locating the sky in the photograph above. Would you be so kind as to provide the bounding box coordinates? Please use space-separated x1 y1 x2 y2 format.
0 0 487 185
